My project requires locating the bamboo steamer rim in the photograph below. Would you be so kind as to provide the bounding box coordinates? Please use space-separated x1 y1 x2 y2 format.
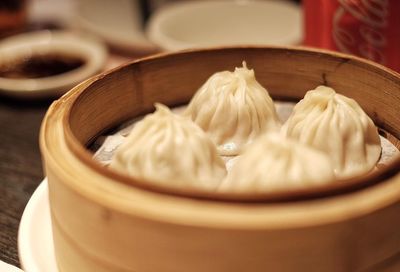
68 46 400 202
40 46 400 229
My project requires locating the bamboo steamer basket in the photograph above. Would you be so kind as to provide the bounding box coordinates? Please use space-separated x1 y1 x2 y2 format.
40 47 400 272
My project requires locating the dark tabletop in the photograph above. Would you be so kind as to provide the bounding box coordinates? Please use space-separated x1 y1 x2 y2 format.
0 95 53 267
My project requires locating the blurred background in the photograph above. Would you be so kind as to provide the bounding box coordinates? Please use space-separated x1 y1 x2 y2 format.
1 0 398 89
1 0 304 69
0 0 309 99
0 0 308 97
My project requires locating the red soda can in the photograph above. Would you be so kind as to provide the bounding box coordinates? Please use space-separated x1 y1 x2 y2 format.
304 0 400 72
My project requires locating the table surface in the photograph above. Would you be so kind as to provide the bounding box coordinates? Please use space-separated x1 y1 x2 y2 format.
0 97 51 267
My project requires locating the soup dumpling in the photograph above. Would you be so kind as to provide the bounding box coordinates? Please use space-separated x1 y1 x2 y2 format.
110 104 227 191
184 62 280 156
283 86 381 178
220 133 335 193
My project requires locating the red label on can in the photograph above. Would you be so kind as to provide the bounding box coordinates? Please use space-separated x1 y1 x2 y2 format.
304 0 400 72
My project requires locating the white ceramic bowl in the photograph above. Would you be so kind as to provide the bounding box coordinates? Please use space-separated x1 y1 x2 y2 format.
146 0 302 51
0 30 107 98
75 0 157 53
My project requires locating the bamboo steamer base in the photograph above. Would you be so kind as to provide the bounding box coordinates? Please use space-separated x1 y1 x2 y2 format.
40 47 400 272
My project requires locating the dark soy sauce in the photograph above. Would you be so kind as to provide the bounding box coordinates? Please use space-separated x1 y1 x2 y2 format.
0 54 85 79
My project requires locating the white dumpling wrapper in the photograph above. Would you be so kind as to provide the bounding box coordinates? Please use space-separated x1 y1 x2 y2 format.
283 86 381 178
110 104 227 191
219 133 335 193
184 62 281 156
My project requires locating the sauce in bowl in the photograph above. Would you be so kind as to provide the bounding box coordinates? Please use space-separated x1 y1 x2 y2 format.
0 54 85 79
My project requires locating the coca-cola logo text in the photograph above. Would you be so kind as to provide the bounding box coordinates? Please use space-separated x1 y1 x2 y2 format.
333 0 388 64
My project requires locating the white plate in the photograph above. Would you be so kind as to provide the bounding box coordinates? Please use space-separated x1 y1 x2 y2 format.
75 0 157 53
18 179 59 272
0 30 107 99
0 261 23 272
147 0 303 51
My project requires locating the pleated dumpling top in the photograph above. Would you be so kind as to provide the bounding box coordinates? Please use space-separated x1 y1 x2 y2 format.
184 62 280 156
283 86 381 178
110 104 227 191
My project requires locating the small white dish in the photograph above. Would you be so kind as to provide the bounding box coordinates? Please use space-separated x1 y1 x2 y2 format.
0 30 107 98
75 0 157 53
18 179 59 272
146 0 303 51
0 261 23 272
